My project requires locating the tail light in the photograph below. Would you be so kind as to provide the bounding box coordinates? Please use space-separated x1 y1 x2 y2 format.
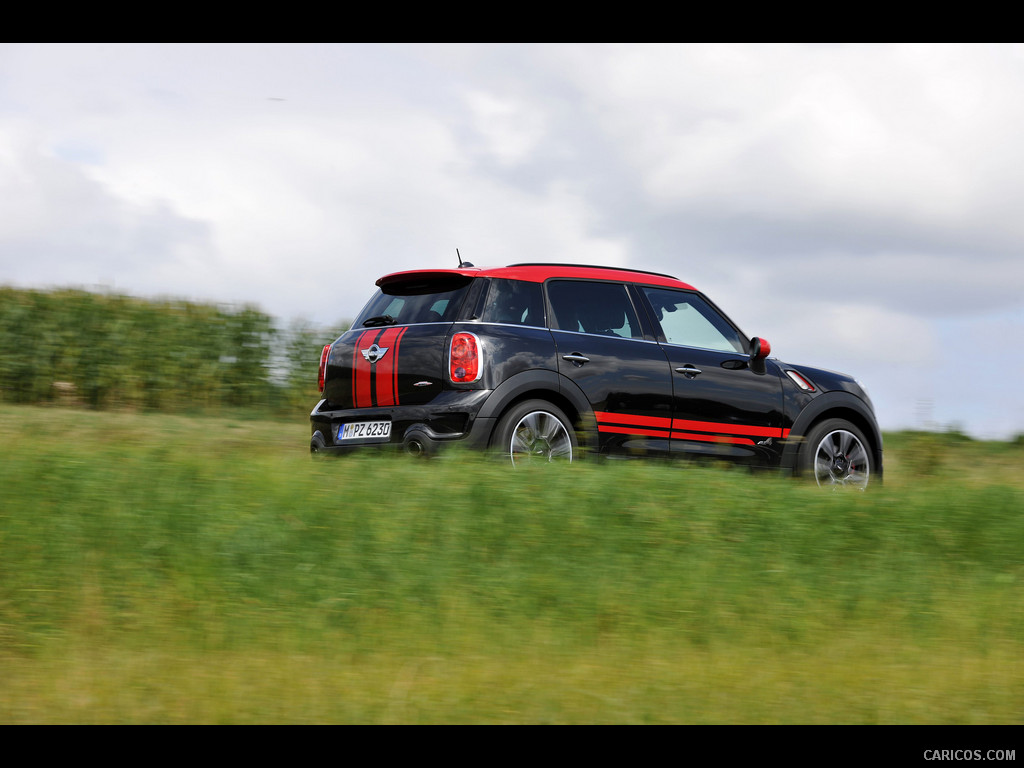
449 332 481 383
318 344 331 393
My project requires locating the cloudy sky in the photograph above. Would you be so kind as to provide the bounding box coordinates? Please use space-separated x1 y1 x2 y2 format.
2 43 1023 438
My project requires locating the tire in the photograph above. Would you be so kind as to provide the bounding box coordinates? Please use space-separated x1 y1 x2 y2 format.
799 418 872 489
493 399 577 466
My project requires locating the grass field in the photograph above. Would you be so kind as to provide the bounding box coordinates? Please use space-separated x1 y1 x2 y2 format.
1 404 1022 723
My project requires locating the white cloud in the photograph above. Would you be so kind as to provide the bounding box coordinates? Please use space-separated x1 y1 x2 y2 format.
462 89 547 167
0 119 213 293
2 43 1023 437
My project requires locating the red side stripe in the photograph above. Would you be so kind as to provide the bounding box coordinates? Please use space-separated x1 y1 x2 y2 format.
671 418 785 439
599 425 675 439
595 411 672 429
595 410 786 442
671 431 756 446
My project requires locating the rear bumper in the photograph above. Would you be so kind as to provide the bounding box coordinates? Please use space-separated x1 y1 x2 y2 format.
309 390 495 457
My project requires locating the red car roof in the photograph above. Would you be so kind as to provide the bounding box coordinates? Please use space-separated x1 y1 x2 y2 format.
376 263 696 291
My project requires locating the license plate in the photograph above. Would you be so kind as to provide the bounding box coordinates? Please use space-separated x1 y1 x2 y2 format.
338 420 392 442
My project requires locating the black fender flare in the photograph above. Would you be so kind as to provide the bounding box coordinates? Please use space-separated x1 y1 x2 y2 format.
782 391 884 478
475 369 599 451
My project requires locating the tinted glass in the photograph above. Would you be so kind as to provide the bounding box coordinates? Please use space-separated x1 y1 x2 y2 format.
479 278 545 327
642 287 745 353
354 277 472 327
547 281 643 339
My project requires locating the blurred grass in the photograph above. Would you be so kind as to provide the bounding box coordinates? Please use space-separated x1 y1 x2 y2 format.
1 404 1022 723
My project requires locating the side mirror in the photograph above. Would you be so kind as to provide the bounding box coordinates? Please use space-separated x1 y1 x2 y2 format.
749 337 771 374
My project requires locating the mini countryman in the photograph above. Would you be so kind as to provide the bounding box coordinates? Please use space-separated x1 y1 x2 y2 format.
310 263 882 487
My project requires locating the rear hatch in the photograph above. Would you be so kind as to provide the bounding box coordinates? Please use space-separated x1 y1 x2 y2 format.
322 272 477 409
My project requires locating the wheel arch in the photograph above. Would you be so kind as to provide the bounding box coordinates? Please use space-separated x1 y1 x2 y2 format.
476 369 598 453
783 393 884 481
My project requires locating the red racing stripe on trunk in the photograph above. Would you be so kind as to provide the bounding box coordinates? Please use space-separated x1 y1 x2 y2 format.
373 326 406 407
391 326 408 405
352 330 377 408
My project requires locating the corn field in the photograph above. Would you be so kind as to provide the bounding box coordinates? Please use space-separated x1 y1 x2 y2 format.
0 286 346 415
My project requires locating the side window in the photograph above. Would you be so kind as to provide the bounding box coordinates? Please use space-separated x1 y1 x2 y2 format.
641 287 746 354
547 281 643 339
480 279 545 327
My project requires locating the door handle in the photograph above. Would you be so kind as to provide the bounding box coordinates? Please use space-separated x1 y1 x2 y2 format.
675 365 703 378
562 353 591 366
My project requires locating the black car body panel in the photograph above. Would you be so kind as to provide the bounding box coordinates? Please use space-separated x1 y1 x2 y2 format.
311 263 883 485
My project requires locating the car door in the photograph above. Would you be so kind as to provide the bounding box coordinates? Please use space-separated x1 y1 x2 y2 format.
546 279 674 457
637 286 786 464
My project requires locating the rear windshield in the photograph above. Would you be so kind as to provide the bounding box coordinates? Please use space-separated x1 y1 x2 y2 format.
353 275 473 327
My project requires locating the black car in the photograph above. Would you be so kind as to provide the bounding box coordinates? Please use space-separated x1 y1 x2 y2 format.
310 263 882 487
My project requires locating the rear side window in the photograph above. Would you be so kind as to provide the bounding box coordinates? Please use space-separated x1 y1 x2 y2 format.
354 276 473 327
479 279 545 327
546 280 643 339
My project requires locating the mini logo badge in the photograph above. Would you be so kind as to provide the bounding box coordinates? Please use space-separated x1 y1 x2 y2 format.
361 344 390 364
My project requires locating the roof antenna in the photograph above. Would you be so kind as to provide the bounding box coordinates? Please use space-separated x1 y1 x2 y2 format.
457 248 474 268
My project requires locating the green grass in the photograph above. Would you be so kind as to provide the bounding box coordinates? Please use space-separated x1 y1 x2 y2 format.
1 405 1022 723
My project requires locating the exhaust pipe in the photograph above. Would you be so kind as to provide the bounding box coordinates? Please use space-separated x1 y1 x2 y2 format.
310 430 327 455
403 426 434 457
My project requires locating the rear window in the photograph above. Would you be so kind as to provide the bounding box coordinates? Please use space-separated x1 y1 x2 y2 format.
354 275 473 327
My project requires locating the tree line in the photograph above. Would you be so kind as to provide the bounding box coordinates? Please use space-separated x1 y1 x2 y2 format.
0 287 347 416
